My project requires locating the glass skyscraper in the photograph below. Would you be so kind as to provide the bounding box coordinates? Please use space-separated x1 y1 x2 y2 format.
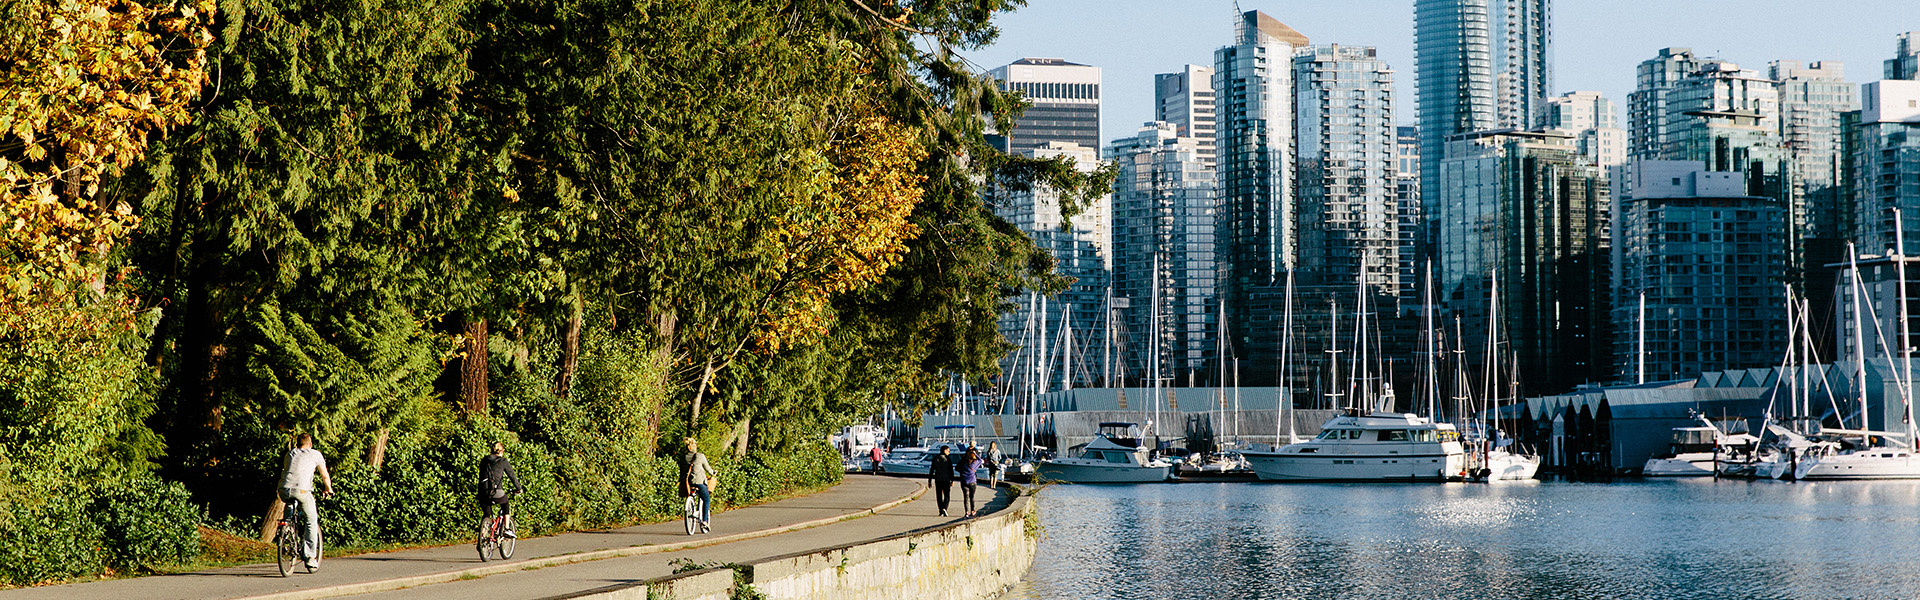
1107 123 1218 387
1294 44 1399 298
1214 10 1307 385
1154 65 1216 168
1853 80 1920 256
987 58 1103 156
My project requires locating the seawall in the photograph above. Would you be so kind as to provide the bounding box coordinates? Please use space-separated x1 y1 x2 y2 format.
567 487 1038 600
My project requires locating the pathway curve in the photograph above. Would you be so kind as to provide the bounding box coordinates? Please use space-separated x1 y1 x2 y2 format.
1 475 989 600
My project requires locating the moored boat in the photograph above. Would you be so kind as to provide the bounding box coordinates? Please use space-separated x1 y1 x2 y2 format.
1034 423 1174 483
1242 411 1467 481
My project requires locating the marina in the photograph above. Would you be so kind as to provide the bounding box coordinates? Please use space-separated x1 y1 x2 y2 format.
1004 478 1920 599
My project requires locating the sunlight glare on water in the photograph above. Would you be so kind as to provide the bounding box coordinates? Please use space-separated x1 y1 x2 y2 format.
1003 479 1920 600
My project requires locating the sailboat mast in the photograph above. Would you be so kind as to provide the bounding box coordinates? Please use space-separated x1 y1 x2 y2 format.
1897 209 1915 449
1062 303 1074 392
1281 270 1296 445
1850 244 1870 432
1424 262 1438 418
1638 291 1646 385
1328 298 1343 410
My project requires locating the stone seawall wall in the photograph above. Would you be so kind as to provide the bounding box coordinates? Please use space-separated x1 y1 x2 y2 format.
572 490 1038 600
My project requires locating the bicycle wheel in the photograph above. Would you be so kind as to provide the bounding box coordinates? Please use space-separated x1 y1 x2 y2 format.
476 517 492 562
275 522 296 577
683 496 699 535
495 515 515 560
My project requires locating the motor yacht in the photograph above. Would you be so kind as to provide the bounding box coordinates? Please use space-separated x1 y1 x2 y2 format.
1033 423 1174 483
1242 411 1467 481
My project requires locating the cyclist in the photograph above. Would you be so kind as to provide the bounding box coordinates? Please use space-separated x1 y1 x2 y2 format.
478 441 523 539
681 437 716 531
277 433 334 571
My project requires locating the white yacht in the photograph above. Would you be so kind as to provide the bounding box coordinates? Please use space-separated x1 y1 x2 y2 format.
1242 411 1467 481
1481 448 1541 482
1034 423 1174 483
1641 418 1758 477
1791 430 1920 480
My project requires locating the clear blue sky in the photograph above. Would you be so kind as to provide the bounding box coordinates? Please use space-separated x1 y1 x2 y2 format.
964 0 1920 147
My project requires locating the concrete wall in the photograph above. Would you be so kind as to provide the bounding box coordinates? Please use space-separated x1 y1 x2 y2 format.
568 492 1038 600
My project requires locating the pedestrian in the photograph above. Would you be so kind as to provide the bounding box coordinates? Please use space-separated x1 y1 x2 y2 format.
928 445 954 517
961 447 984 517
869 444 885 473
839 436 852 462
985 441 1004 488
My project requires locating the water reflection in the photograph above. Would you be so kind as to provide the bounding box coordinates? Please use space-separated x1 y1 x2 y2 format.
1005 479 1920 599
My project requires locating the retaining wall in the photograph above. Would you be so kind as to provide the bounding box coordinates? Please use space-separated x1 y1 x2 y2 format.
579 490 1038 600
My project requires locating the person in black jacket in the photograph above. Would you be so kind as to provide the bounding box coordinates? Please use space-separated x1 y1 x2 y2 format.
479 441 524 537
928 445 955 517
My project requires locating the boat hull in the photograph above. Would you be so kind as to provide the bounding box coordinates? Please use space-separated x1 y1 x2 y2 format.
1243 450 1465 482
1034 460 1172 483
1641 456 1715 477
1482 452 1540 481
1795 453 1920 480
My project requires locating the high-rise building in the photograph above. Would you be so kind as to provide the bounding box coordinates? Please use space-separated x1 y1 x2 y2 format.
1107 122 1218 386
1887 32 1919 81
1396 127 1423 303
1154 65 1217 167
1214 10 1308 385
1437 130 1611 395
1414 0 1551 245
1544 90 1627 169
1614 160 1787 383
1772 61 1856 237
1629 48 1707 162
987 58 1102 156
1293 44 1400 298
1852 80 1920 255
990 141 1112 396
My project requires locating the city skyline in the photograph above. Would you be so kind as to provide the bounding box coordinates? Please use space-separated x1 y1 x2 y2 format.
968 0 1918 145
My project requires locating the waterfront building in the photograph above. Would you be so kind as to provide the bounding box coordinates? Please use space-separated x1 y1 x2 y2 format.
1293 44 1399 298
1154 65 1216 167
1851 80 1920 256
987 58 1102 156
1415 0 1551 250
1107 122 1218 387
1629 48 1707 162
1437 130 1610 396
1889 32 1920 81
1214 10 1308 385
1613 160 1787 384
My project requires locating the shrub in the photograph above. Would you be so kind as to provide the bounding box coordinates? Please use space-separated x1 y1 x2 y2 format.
91 475 202 572
0 492 106 585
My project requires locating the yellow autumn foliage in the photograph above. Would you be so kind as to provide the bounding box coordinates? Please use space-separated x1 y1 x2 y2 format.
0 0 214 338
754 108 928 353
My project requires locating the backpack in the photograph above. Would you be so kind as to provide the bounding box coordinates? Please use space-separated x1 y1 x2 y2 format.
481 455 509 498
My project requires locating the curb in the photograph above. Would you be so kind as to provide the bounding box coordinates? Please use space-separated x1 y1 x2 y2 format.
231 480 929 600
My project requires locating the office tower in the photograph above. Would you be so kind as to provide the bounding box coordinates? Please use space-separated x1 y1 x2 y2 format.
1214 10 1307 384
1415 0 1551 244
1293 44 1399 297
1772 61 1856 327
1544 90 1626 169
1154 65 1217 167
1437 131 1610 395
987 58 1102 156
1614 161 1787 383
1396 127 1422 303
1107 123 1218 386
1629 48 1707 161
1888 32 1919 81
990 142 1112 396
1853 80 1920 255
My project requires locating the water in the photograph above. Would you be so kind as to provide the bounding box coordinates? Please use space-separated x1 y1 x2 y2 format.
1004 479 1920 599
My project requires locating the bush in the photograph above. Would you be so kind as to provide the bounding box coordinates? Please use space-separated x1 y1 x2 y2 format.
91 476 202 572
0 492 106 585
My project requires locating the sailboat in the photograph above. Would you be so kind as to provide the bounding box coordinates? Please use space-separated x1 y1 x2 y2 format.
1243 271 1468 482
1465 269 1540 482
1793 243 1920 480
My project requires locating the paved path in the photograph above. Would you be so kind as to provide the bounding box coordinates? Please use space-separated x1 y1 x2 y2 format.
0 475 994 600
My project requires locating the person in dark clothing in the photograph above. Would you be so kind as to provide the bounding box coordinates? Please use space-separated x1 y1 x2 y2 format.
928 445 955 517
479 441 523 537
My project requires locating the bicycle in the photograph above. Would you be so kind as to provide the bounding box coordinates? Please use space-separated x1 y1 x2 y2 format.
477 493 519 561
274 495 324 576
683 492 709 535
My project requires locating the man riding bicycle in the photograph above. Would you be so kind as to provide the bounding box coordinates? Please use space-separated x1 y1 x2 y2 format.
479 441 523 538
278 433 334 571
681 437 716 531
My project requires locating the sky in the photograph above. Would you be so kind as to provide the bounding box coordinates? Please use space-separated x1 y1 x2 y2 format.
964 0 1920 147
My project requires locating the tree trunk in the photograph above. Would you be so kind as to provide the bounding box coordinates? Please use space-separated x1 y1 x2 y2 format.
555 288 583 397
169 249 228 475
732 417 750 457
690 358 718 425
460 316 489 413
257 494 285 544
367 428 390 471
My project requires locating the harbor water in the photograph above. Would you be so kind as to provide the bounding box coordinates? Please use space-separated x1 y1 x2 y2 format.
1004 479 1920 599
